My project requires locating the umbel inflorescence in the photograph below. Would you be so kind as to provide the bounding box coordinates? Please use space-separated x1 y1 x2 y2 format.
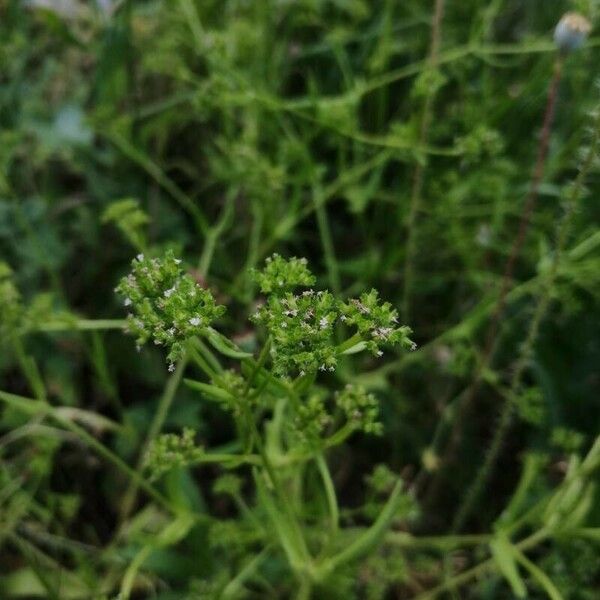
115 251 225 369
117 252 414 376
250 253 414 377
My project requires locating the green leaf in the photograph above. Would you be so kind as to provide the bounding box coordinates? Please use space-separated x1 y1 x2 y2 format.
184 379 237 403
156 513 196 547
205 327 253 359
513 546 563 600
340 340 367 355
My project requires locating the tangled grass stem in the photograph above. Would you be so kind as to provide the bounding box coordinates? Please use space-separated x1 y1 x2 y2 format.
423 54 565 504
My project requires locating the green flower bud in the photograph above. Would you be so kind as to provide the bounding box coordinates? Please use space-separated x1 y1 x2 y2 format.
252 253 316 295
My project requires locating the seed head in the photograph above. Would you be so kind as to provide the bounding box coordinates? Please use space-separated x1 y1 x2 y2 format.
554 13 592 53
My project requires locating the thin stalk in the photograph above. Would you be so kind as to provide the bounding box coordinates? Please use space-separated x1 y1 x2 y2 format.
118 357 188 522
198 188 236 277
56 415 177 514
312 181 341 294
36 319 127 332
221 547 271 599
316 453 339 541
385 531 491 549
295 578 313 600
401 0 446 322
316 479 404 580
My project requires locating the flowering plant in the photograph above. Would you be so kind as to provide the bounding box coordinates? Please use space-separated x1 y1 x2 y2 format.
114 252 416 590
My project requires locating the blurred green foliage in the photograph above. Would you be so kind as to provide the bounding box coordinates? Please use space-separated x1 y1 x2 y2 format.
1 0 600 598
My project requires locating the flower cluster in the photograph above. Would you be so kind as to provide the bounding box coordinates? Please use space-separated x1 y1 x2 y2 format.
340 289 415 356
291 385 382 444
144 428 204 480
252 289 339 377
335 384 382 435
116 251 225 367
213 369 248 415
251 253 315 295
250 256 415 376
293 392 332 443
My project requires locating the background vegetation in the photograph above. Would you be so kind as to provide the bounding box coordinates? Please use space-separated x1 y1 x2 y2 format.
1 0 599 598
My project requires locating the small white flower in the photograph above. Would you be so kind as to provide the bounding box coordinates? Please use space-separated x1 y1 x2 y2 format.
124 297 132 306
340 314 347 321
189 317 201 326
164 286 175 298
374 327 392 339
168 327 176 335
376 350 383 357
136 253 144 261
168 363 176 372
174 258 182 264
299 370 306 376
319 317 329 329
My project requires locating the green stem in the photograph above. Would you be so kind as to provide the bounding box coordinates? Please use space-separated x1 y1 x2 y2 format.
316 454 339 541
36 319 127 332
316 479 404 580
312 181 341 294
221 547 271 599
57 415 178 515
385 531 491 549
198 188 236 277
413 529 550 600
119 357 188 522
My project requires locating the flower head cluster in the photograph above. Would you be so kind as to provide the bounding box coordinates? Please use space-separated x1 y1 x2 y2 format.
554 13 591 53
252 289 339 377
212 369 248 415
340 289 415 356
144 428 204 480
116 251 225 367
293 393 332 443
335 384 382 435
251 253 315 295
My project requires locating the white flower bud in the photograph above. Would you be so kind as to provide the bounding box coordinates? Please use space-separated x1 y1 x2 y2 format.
554 13 592 53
